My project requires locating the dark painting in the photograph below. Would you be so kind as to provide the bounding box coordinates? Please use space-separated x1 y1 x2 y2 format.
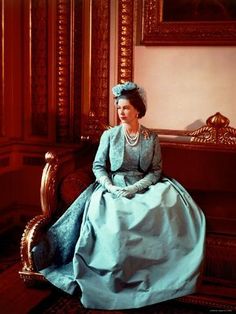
163 0 236 22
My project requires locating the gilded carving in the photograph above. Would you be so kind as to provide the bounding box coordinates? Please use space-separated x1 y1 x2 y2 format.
40 151 59 216
20 150 61 279
143 0 158 34
118 0 134 83
56 0 70 142
151 113 236 145
56 0 83 142
188 112 236 145
73 0 83 142
83 0 134 140
81 110 110 143
20 214 49 273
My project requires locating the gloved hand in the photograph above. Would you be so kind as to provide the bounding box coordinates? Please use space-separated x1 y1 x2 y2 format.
108 184 122 194
98 175 154 198
122 185 139 198
122 177 154 198
98 176 123 197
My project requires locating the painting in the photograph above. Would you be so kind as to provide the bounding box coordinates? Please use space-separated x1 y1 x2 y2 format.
163 0 236 22
140 0 236 45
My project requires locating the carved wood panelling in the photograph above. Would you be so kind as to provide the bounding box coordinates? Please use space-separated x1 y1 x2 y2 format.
0 0 4 137
31 0 48 136
82 0 135 140
156 112 236 145
56 0 70 142
56 0 83 142
188 112 236 145
90 0 110 125
118 0 134 83
23 156 45 166
73 0 83 142
23 0 82 143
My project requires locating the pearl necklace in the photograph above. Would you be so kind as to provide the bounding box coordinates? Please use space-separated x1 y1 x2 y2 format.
123 125 140 146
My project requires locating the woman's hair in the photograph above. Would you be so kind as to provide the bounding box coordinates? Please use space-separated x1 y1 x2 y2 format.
115 88 146 119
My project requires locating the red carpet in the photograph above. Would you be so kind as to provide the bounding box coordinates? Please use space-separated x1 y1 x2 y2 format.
0 228 228 314
29 289 209 314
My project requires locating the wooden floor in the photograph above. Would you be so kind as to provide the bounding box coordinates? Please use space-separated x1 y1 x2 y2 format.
0 263 53 314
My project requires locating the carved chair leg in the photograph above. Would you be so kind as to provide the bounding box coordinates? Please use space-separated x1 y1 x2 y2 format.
19 214 49 284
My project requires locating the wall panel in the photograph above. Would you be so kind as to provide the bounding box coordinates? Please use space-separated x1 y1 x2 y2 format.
56 0 83 142
0 0 3 138
90 0 110 125
56 0 70 142
21 0 83 143
73 0 83 142
0 0 84 232
24 0 51 142
31 0 49 137
3 0 23 141
118 0 134 83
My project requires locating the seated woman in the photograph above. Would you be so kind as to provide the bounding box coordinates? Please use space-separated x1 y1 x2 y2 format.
32 82 206 310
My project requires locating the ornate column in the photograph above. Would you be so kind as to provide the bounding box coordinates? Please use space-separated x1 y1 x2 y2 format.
90 0 110 125
73 0 83 142
81 0 110 141
23 0 83 143
117 0 134 83
56 0 83 142
56 0 70 142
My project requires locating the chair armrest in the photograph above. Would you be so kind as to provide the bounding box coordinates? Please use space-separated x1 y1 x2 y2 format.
40 148 88 217
19 144 96 284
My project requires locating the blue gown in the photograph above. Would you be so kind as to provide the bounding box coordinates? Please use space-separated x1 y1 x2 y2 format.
33 127 206 310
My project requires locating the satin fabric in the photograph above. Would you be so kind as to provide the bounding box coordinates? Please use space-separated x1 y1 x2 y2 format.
93 125 162 183
32 127 205 310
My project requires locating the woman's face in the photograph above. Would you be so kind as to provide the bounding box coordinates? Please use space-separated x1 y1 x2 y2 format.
117 98 139 124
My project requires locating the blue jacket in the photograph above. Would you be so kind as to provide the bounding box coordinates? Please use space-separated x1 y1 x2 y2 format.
92 125 162 184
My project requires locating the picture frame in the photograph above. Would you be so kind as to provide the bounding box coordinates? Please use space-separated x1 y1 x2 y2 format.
140 0 236 45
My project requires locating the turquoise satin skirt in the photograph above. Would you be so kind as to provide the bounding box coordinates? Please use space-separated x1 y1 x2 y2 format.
33 177 205 310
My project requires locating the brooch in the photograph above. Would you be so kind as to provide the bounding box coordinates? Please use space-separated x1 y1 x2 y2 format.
141 128 150 139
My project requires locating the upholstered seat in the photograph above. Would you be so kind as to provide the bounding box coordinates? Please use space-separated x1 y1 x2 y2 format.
19 113 236 310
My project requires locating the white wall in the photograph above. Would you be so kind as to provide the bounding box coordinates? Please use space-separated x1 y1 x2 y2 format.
134 46 236 130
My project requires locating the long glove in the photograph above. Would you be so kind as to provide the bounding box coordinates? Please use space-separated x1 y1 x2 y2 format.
122 177 153 198
98 175 123 197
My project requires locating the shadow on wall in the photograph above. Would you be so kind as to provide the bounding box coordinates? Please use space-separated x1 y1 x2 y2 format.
159 119 205 142
186 119 205 130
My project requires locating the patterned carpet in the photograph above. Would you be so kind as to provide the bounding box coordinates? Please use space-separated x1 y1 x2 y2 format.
0 228 229 314
29 289 211 314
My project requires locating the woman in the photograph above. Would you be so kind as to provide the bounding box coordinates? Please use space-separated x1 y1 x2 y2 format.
33 82 205 310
